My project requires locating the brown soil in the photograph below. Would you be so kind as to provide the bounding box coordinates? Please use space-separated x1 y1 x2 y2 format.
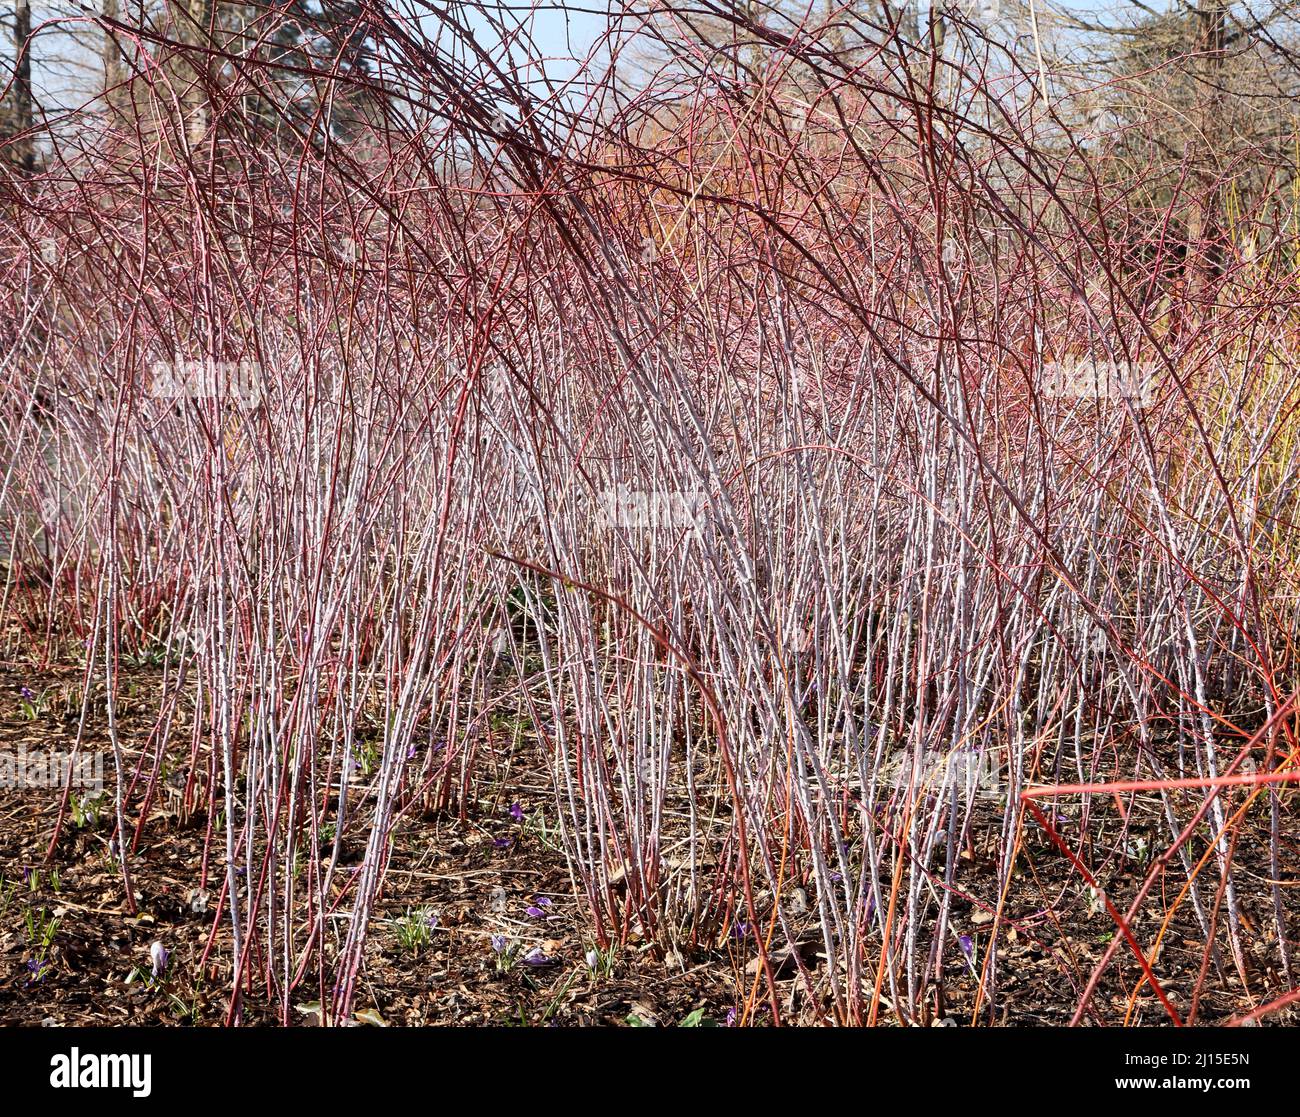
0 664 1296 1027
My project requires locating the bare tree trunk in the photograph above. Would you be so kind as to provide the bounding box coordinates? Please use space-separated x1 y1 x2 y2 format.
180 0 213 143
1184 1 1228 303
880 0 918 44
11 0 34 170
102 0 126 104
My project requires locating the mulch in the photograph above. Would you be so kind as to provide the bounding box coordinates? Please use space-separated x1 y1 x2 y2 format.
0 664 1296 1027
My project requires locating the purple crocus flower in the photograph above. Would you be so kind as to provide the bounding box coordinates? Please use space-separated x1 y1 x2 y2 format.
957 934 974 962
20 686 34 701
522 947 555 966
490 934 507 953
25 958 48 984
149 941 169 978
725 1007 737 1027
492 837 513 850
509 802 524 821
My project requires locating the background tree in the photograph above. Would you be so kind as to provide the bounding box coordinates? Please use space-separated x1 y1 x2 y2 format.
2 0 36 170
